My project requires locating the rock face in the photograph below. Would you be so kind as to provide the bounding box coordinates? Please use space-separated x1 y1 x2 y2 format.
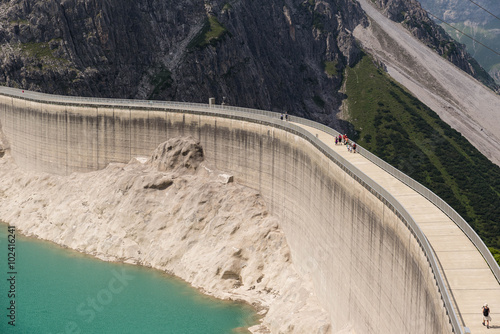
148 137 204 174
0 136 332 334
0 0 497 126
0 0 367 127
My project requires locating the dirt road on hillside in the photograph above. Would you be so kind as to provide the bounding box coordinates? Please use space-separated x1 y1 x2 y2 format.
353 0 500 166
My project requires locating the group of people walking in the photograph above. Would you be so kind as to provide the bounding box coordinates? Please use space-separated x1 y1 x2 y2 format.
278 113 357 153
280 112 288 121
277 111 494 330
335 134 356 153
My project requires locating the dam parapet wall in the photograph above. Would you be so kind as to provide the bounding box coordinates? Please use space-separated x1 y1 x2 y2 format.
0 87 454 334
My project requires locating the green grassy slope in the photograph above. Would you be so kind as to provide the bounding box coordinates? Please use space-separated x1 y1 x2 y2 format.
344 53 500 264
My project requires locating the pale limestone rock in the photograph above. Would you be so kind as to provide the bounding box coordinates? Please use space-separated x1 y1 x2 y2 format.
0 136 331 334
217 173 234 184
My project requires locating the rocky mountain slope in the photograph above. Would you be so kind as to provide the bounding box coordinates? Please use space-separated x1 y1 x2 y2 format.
0 0 496 128
0 0 367 127
419 0 497 21
353 0 500 166
371 0 498 90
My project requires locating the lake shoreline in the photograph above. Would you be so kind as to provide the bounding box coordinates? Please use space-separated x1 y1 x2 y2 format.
0 137 331 334
0 222 259 333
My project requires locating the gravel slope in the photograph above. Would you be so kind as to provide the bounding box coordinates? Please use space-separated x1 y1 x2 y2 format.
353 0 500 166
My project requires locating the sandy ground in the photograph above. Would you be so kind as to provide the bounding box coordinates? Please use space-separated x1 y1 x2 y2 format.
353 0 500 166
0 137 333 334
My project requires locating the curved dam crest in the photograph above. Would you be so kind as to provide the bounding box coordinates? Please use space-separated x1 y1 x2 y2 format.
0 89 451 333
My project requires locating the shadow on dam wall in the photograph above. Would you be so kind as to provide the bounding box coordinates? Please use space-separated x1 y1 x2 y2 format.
0 93 452 334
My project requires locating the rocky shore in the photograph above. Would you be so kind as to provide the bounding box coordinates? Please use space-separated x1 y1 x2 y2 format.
0 136 332 334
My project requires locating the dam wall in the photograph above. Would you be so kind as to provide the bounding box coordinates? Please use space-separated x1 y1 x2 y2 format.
0 89 452 334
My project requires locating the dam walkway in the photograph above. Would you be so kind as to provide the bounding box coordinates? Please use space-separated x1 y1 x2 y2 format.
294 122 500 334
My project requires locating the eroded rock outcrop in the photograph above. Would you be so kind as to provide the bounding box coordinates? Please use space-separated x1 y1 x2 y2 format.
148 137 204 174
0 136 332 334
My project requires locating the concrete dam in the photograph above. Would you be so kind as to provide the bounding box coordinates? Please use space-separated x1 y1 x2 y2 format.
0 87 498 334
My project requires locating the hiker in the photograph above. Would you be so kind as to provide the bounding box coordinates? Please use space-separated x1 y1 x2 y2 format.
338 134 342 144
353 143 357 153
285 112 288 121
280 113 284 120
335 137 338 145
483 303 491 328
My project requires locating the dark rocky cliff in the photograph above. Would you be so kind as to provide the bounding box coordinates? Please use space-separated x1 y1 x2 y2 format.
0 0 497 126
0 0 206 97
0 0 367 127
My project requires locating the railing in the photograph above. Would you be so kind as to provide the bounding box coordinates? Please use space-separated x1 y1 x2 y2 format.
2 86 493 333
292 111 500 285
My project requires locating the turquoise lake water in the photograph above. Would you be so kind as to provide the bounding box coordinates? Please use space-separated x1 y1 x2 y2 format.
0 224 257 334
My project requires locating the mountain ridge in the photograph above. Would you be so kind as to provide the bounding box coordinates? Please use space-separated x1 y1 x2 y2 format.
0 0 496 127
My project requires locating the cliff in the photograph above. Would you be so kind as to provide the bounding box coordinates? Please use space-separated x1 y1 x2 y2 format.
1 0 497 128
0 136 332 334
0 0 367 127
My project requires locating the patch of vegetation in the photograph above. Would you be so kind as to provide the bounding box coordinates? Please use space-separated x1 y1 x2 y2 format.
491 248 500 264
188 16 229 50
344 53 500 264
222 3 232 11
301 0 325 32
313 95 325 108
421 20 433 35
18 40 68 71
10 19 28 25
313 13 324 32
323 60 338 77
20 42 54 59
442 42 457 58
149 68 173 99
